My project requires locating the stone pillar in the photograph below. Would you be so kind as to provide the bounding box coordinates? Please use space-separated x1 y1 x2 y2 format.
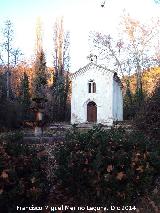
34 126 43 137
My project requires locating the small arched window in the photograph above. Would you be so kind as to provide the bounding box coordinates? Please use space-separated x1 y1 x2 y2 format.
88 80 96 93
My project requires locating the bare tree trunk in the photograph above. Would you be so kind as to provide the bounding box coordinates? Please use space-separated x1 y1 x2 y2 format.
7 29 10 99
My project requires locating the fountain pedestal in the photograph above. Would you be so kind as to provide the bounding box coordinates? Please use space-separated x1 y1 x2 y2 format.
30 97 47 137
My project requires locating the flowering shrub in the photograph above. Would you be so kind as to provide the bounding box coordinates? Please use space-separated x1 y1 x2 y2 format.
54 125 160 206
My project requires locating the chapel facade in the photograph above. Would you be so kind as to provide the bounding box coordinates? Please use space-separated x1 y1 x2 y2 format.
71 56 123 126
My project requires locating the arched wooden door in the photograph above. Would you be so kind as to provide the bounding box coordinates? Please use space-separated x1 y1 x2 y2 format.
87 101 97 122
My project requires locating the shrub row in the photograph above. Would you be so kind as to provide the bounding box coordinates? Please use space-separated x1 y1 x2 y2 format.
53 125 160 206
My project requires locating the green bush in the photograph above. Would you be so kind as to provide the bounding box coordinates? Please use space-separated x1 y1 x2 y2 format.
0 100 22 130
54 125 160 206
135 79 160 140
0 131 23 143
0 141 49 213
123 80 146 120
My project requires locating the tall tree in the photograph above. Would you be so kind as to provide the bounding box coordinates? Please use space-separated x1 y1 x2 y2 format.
0 20 22 99
34 50 47 98
89 14 159 118
1 20 22 99
89 32 127 77
33 17 48 98
89 14 158 96
0 73 7 101
19 72 30 120
52 17 71 121
2 20 13 99
121 14 159 107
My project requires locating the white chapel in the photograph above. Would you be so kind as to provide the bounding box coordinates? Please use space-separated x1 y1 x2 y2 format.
71 55 123 126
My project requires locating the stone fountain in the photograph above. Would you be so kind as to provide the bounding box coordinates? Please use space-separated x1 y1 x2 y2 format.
30 97 47 137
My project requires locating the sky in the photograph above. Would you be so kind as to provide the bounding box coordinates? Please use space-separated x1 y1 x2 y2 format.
0 0 159 71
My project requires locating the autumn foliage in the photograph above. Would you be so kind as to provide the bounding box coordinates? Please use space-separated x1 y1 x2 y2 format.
122 67 160 96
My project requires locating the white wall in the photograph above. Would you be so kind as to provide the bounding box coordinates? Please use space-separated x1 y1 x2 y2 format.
71 64 115 125
113 80 123 121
